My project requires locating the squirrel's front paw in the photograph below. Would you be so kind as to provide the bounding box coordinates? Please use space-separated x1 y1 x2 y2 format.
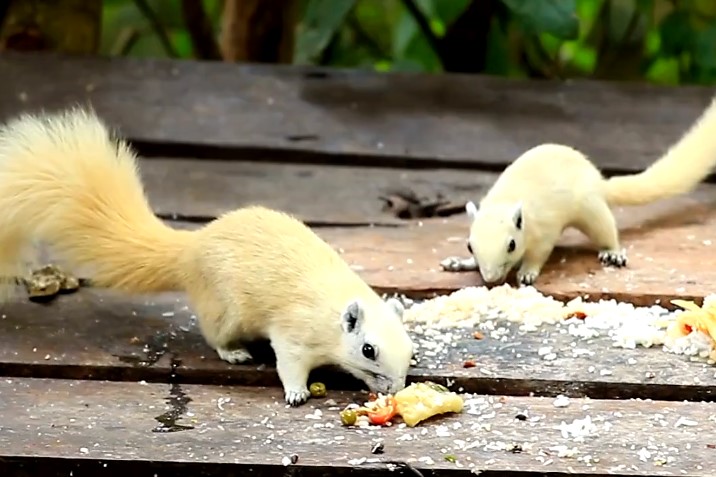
598 249 628 268
284 388 311 407
516 270 538 286
440 256 477 272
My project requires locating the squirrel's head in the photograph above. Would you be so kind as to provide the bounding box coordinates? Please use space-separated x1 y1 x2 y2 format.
465 200 526 283
338 297 414 395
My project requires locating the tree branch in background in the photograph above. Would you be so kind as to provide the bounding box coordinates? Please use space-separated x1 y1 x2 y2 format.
132 0 178 58
220 0 299 63
401 0 499 73
399 0 444 62
110 27 141 57
0 0 11 32
0 0 101 54
181 0 221 60
440 0 498 73
592 0 646 81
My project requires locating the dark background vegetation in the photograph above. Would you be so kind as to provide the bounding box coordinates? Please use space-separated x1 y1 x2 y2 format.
0 0 715 85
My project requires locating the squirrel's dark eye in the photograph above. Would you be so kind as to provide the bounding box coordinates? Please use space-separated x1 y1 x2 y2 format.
467 241 473 254
362 344 376 360
507 239 516 253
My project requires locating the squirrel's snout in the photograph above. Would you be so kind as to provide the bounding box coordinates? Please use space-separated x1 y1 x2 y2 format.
479 268 505 284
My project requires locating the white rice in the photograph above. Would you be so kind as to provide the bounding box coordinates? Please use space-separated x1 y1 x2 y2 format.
398 285 716 363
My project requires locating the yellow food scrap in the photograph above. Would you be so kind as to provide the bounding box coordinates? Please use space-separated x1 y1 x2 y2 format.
669 299 716 342
394 382 464 427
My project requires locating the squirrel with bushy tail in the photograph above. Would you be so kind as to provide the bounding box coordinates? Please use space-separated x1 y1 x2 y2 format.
442 95 716 286
0 107 414 406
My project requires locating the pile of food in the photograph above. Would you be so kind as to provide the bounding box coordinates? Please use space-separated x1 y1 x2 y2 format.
398 285 716 363
339 381 464 428
669 298 716 342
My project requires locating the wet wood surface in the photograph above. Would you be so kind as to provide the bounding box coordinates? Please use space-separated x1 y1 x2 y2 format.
1 52 715 174
1 377 713 476
0 288 714 402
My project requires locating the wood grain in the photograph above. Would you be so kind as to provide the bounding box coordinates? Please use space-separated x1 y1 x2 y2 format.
138 158 492 225
0 52 714 173
0 378 712 476
1 288 714 402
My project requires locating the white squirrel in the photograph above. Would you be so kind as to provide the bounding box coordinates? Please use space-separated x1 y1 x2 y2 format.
0 107 415 406
441 95 716 286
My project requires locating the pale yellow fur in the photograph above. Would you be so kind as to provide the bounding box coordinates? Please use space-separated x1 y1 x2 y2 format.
442 96 716 286
0 107 414 406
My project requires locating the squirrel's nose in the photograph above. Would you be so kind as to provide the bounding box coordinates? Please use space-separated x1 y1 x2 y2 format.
480 270 502 283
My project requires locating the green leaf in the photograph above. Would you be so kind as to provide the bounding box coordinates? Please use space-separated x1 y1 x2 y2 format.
401 26 442 72
689 22 716 84
500 0 579 40
692 24 716 69
636 0 654 11
294 0 357 64
353 0 400 58
393 9 419 58
658 10 694 57
432 0 472 27
484 18 512 76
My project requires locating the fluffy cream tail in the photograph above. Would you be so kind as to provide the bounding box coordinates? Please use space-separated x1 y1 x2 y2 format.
0 107 195 299
605 96 716 206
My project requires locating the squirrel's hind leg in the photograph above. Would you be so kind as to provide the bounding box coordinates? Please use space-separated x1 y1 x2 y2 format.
189 288 255 365
574 197 628 268
216 346 253 364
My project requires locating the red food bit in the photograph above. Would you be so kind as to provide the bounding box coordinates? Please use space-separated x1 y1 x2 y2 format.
567 311 587 320
473 331 484 340
463 359 477 368
367 392 378 402
366 396 398 425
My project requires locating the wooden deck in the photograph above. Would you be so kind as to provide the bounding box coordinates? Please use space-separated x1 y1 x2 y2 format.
1 51 716 476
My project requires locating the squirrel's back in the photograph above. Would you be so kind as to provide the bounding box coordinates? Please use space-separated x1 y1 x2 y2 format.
189 205 381 342
483 144 603 211
196 205 375 308
0 107 193 296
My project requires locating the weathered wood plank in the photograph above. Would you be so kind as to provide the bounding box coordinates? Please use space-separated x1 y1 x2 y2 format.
144 181 716 304
0 377 712 476
138 158 491 225
322 185 716 304
0 51 714 173
1 288 714 402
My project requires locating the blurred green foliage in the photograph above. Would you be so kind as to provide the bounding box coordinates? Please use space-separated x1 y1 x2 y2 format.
99 0 716 85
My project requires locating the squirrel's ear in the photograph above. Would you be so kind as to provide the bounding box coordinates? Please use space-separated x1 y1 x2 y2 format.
465 201 479 220
341 300 365 334
512 202 523 230
386 297 405 318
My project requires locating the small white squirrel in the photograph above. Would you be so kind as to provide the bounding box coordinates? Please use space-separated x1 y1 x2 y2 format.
441 95 716 286
0 107 415 406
